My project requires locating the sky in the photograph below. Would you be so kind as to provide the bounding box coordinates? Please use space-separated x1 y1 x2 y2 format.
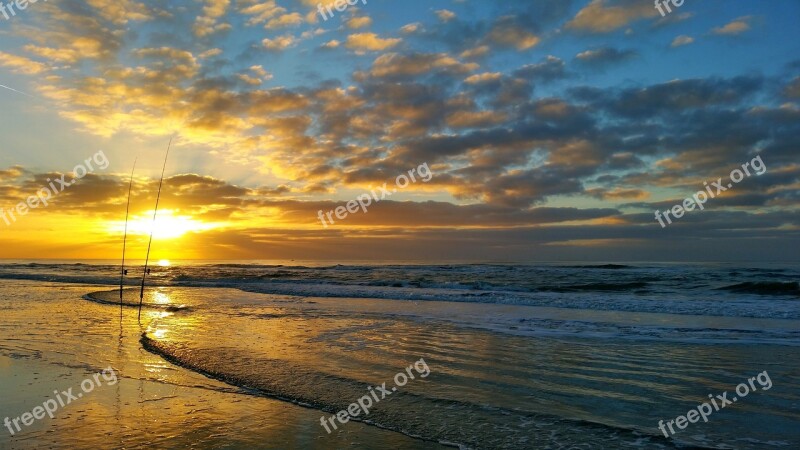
0 0 798 262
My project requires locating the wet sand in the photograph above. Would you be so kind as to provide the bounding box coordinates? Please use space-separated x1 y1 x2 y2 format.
0 280 447 449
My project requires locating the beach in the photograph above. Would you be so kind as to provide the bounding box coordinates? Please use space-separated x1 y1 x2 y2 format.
0 262 798 449
0 279 445 449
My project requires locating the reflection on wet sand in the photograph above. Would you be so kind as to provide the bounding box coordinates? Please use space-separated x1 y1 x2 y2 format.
0 281 445 449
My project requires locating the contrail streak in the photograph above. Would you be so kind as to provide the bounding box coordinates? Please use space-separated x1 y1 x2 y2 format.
0 84 36 99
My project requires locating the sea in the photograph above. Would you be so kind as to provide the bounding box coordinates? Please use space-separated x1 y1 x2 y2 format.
0 261 798 449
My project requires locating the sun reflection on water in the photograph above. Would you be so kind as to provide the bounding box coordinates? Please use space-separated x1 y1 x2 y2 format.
153 292 171 305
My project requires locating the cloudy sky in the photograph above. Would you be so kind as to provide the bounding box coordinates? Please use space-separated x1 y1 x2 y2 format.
0 0 798 261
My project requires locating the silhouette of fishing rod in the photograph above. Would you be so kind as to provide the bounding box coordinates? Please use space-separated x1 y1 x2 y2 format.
138 138 172 321
120 158 137 311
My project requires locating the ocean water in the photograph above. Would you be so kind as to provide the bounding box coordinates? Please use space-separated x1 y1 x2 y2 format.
1 261 799 449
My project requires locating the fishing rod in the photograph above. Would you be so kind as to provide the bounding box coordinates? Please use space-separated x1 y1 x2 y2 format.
138 138 172 321
120 158 137 308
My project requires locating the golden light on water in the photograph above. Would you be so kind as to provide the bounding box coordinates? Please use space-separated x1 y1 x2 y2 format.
153 328 168 339
153 291 171 304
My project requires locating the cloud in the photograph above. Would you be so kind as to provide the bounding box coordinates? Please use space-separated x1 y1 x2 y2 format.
712 16 753 35
238 74 262 85
262 34 297 51
194 0 232 37
400 22 422 34
250 65 273 80
566 0 658 33
459 46 489 59
85 0 152 24
345 33 402 51
671 35 694 47
366 52 478 78
435 9 456 22
0 166 26 181
464 72 502 84
0 52 49 74
446 110 508 129
239 0 284 26
586 187 650 201
575 47 637 68
785 77 800 99
514 56 568 83
346 16 372 29
486 17 540 50
265 12 304 29
571 76 763 118
320 40 341 49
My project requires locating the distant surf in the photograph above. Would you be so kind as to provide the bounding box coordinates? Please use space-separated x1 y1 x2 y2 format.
2 262 799 319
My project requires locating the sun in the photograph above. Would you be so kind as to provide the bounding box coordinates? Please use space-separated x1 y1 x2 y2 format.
157 259 171 267
108 209 216 240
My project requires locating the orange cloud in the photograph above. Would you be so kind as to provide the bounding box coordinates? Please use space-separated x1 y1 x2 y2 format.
345 33 402 52
567 0 658 33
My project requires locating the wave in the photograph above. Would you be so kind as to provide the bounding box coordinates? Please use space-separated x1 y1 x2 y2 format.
3 262 800 320
0 272 120 285
562 264 633 269
538 281 650 292
257 270 302 279
718 282 800 296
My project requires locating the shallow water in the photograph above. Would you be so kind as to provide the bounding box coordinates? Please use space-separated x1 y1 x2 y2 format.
132 287 799 449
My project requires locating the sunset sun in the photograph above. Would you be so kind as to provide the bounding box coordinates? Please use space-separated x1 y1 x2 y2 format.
109 210 216 240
